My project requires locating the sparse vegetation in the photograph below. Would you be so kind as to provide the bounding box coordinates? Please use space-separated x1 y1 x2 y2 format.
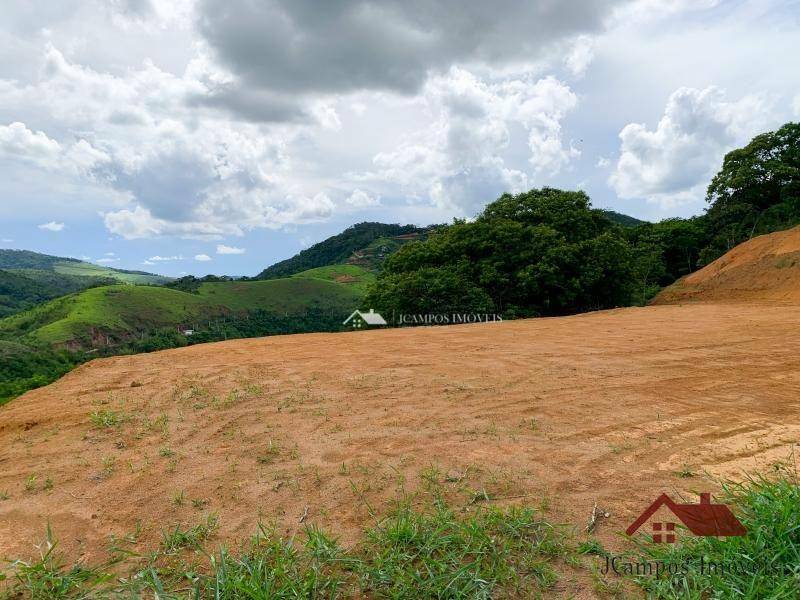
0 499 568 598
89 410 127 429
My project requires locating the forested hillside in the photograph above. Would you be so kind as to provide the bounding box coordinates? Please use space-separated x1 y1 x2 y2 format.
0 269 113 317
256 222 429 279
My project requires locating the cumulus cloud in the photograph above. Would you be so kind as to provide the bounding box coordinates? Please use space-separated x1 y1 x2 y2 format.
38 221 65 231
216 244 245 254
194 253 212 261
609 86 774 206
95 257 118 264
147 254 183 261
0 121 109 176
2 44 339 239
345 189 381 208
564 35 594 77
356 69 578 213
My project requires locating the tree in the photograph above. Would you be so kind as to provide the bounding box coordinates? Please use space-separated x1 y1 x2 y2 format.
365 188 637 319
703 122 800 262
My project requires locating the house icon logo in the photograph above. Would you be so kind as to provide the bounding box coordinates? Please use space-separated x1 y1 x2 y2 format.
343 308 388 329
626 492 746 543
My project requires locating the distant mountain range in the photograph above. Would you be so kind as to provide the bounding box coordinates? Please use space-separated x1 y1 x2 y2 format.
0 249 170 318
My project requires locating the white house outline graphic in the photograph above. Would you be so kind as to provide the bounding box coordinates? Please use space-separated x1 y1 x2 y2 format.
343 309 387 328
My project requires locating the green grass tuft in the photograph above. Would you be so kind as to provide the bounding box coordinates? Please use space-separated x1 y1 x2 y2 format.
1 498 567 598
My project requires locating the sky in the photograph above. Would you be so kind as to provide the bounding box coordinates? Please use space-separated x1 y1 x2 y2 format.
0 0 798 277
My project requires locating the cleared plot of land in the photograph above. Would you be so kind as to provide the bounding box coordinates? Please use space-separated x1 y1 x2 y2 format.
1 301 798 579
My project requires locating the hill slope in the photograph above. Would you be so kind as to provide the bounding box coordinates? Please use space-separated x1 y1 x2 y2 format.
0 269 114 317
0 249 170 285
600 209 647 228
653 225 800 304
256 222 429 279
0 267 368 347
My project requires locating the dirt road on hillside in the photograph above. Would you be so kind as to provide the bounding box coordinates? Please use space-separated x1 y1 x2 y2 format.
1 303 799 591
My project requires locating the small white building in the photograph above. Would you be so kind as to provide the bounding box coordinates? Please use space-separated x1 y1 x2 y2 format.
182 329 195 336
343 309 388 329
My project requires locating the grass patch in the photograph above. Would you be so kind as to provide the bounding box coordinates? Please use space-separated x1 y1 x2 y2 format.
160 514 219 554
357 499 568 596
8 476 796 598
89 410 127 429
1 498 568 598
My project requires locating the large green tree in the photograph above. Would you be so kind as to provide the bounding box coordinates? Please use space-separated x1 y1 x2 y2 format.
703 122 800 262
365 188 637 320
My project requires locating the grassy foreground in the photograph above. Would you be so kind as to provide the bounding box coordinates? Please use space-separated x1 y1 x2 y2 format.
0 499 570 599
2 475 799 598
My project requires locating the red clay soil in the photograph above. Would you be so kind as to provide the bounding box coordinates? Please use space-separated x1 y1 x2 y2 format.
2 231 800 596
653 224 800 304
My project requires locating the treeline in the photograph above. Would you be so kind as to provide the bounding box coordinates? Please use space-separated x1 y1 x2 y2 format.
366 122 800 318
0 341 82 405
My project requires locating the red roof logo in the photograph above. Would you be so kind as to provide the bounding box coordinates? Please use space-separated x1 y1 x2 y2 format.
627 492 746 543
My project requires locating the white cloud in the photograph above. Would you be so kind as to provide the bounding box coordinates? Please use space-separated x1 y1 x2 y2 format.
104 205 242 240
148 254 183 261
95 257 118 264
38 221 64 231
194 253 212 261
597 156 610 168
609 86 775 207
104 251 115 256
564 35 594 77
356 68 578 213
0 121 110 176
216 244 245 254
2 44 338 239
345 189 381 208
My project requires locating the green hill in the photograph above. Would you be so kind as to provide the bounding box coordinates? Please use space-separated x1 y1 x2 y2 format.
600 210 647 228
0 249 171 285
0 249 171 318
0 265 369 403
0 269 111 317
0 266 368 348
256 222 429 279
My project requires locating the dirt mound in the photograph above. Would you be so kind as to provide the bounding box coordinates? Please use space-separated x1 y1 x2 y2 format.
2 302 800 587
654 225 800 304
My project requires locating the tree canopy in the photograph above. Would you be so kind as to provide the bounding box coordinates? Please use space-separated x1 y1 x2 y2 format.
702 122 800 262
365 188 638 319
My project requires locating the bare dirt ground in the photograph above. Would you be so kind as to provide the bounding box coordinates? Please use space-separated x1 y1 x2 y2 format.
2 301 800 594
654 224 800 304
